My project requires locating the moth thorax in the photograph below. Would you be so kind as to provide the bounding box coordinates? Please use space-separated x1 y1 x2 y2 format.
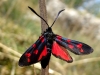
47 42 52 53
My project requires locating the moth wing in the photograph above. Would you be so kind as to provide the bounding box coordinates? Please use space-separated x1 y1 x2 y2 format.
56 35 93 55
41 53 51 68
19 36 48 66
52 41 73 62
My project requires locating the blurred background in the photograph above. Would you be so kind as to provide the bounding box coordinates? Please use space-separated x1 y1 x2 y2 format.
0 0 100 75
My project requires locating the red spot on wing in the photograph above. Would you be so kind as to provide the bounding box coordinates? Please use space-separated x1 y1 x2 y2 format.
33 50 38 54
25 53 31 57
38 46 47 61
27 58 30 62
39 36 43 40
80 49 84 52
52 41 72 62
68 44 74 49
39 36 44 43
41 39 44 43
32 44 36 48
57 35 62 40
67 39 71 43
77 44 84 52
25 53 31 62
77 43 82 48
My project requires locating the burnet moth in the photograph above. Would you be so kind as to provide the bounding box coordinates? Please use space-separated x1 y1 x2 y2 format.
19 6 93 68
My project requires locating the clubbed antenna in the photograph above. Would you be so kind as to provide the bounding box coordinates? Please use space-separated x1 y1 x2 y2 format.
50 9 65 27
28 6 49 27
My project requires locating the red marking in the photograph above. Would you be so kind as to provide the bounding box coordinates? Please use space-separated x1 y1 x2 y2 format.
25 53 31 62
41 39 44 43
52 41 72 61
80 49 84 52
67 39 71 43
39 36 44 42
68 44 74 49
33 50 38 54
57 35 62 40
27 58 30 62
25 53 31 57
38 46 47 61
32 44 36 48
77 43 82 48
39 36 43 40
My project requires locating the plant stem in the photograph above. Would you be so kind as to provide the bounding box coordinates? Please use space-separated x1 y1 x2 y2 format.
39 0 49 75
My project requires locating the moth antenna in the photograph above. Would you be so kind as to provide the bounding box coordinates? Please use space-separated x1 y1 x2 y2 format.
50 9 65 27
28 6 49 27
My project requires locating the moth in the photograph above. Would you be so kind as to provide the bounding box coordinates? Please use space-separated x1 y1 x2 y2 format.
19 6 93 68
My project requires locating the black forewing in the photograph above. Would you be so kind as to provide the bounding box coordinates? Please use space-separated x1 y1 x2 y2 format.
55 35 93 55
19 35 48 66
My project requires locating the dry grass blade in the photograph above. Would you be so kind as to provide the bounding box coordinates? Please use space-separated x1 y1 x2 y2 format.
0 42 62 75
63 57 100 68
